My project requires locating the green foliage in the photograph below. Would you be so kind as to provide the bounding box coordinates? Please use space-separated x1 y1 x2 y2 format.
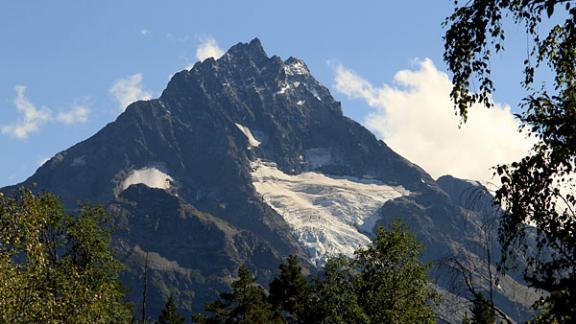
158 296 185 324
444 1 576 321
193 264 281 324
268 255 311 323
195 221 438 323
470 293 496 324
309 255 369 324
462 313 472 324
353 222 438 324
0 188 131 323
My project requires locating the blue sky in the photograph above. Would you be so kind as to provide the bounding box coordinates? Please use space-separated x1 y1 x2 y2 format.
0 1 534 186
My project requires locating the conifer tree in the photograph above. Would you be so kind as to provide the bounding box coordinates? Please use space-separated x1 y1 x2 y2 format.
470 293 496 324
158 296 184 324
193 264 280 324
268 255 311 323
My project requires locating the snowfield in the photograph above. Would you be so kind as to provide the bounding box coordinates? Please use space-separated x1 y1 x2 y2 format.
235 123 262 148
250 159 409 266
122 167 173 191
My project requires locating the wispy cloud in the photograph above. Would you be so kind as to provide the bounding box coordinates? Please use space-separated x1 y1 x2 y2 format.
140 28 149 36
1 86 52 139
1 86 89 139
0 85 90 139
195 37 224 62
334 59 535 183
109 73 152 111
56 104 89 125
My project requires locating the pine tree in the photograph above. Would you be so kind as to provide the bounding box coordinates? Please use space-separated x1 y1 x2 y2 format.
193 264 281 323
470 293 495 324
158 296 184 324
268 255 311 323
462 313 471 324
194 222 438 324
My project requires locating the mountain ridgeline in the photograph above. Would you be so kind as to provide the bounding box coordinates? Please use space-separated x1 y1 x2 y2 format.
3 38 536 321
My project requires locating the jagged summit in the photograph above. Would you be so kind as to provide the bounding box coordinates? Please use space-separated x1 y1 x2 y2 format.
166 38 326 115
223 37 267 61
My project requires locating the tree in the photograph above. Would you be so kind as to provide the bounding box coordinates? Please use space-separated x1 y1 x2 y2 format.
195 222 437 323
470 293 496 324
439 185 513 323
444 1 576 321
158 296 185 324
193 264 281 324
354 221 438 324
309 255 369 324
0 188 131 323
268 255 311 323
463 313 472 324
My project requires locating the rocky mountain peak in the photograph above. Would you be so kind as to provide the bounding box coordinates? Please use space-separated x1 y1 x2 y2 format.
224 37 267 61
1 38 535 322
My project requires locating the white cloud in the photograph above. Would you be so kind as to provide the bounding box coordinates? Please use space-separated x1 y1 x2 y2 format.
1 86 52 138
195 37 224 62
109 73 152 111
334 59 535 183
140 29 149 36
1 86 91 139
56 104 89 125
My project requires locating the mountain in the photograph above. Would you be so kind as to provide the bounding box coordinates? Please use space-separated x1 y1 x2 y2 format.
2 38 536 321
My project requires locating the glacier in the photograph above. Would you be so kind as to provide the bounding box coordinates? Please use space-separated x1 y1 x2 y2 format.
250 159 409 266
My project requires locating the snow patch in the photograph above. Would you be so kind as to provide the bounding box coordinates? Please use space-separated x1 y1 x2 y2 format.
276 83 290 94
250 159 409 266
296 100 305 106
310 88 322 101
284 61 309 76
235 123 262 148
122 167 173 191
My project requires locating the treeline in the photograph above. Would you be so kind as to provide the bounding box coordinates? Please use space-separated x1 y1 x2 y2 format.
0 189 494 323
190 221 437 324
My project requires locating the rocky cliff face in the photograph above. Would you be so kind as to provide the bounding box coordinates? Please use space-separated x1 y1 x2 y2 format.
3 38 535 321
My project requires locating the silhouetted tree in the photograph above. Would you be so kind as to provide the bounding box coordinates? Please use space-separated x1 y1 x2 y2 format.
193 265 280 324
470 293 496 324
268 255 311 323
158 296 184 324
444 1 576 321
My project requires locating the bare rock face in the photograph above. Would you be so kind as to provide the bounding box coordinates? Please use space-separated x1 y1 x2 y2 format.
2 38 534 321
